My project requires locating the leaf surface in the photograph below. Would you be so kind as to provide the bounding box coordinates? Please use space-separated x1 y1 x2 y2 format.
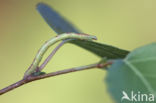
106 43 156 103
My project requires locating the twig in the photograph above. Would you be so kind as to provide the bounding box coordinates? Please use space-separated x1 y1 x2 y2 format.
0 61 112 95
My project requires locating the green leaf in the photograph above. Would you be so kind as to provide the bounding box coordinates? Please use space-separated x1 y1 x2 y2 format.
71 40 129 59
37 3 129 59
106 43 156 103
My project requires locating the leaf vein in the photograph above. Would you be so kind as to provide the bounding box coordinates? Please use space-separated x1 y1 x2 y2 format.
124 60 155 95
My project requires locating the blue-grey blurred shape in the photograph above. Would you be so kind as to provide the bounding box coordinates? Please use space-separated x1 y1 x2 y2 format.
37 3 80 34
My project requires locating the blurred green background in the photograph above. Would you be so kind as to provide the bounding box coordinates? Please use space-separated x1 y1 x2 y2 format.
0 0 156 103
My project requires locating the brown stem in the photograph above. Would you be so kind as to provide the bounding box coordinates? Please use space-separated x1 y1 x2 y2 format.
0 79 26 95
0 61 112 95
